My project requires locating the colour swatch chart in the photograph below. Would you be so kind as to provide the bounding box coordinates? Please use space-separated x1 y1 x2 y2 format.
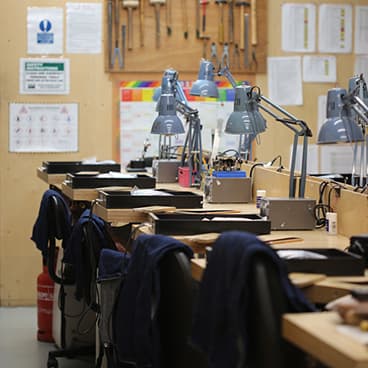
9 103 78 152
119 81 238 168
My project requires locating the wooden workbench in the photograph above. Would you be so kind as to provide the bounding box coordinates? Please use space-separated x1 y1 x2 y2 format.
283 311 368 368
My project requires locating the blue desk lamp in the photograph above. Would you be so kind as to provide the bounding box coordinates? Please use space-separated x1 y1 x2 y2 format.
151 74 185 159
153 68 204 186
317 86 365 186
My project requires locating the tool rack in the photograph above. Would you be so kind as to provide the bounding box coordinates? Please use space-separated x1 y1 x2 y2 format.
104 0 267 74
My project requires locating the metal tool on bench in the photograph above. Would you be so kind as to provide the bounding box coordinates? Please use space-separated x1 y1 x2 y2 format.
150 0 165 48
111 0 123 68
122 0 139 51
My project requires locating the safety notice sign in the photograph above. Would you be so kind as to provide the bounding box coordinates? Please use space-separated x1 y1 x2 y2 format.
19 58 70 95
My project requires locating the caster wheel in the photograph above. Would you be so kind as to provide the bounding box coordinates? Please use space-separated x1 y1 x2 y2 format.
47 358 58 368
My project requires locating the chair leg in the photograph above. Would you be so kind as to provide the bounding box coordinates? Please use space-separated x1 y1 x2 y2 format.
47 345 95 368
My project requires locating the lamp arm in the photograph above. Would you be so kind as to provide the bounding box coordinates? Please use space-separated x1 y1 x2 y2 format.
217 64 238 88
352 96 368 125
254 90 312 198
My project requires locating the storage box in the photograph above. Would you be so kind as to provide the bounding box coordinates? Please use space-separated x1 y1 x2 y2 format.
42 161 120 174
98 189 203 209
152 159 180 183
149 212 271 236
65 173 156 189
260 197 316 230
277 248 365 276
204 176 252 203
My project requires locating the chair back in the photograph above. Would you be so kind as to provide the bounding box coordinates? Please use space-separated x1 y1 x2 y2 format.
158 251 208 368
247 254 305 368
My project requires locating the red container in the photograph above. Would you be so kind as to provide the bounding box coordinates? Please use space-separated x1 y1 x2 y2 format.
37 264 55 342
178 166 195 187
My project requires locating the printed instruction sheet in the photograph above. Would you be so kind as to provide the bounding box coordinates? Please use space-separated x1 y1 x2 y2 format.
282 3 316 53
9 103 78 152
267 57 303 106
66 2 102 53
318 4 352 53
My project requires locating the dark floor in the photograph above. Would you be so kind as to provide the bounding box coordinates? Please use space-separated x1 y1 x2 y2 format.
0 307 95 368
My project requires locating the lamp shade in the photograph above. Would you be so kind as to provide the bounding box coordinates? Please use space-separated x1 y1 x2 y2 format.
225 85 266 135
151 93 185 135
317 88 364 144
190 60 219 98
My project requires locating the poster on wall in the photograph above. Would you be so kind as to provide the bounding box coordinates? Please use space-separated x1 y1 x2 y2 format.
118 81 237 169
281 3 316 53
318 4 352 53
27 7 63 55
66 2 102 54
9 103 78 153
19 58 70 95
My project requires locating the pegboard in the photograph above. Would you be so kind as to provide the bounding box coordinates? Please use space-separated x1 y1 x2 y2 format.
105 0 267 74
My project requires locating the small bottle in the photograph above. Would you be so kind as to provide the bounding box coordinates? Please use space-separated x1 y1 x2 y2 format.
256 190 266 209
326 212 337 235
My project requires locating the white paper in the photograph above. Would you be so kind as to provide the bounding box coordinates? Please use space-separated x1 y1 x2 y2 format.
318 4 352 53
290 143 319 174
320 144 355 173
27 7 63 55
354 55 368 77
355 6 368 54
66 3 102 54
336 325 368 345
19 58 70 95
281 3 316 52
9 103 78 152
318 95 327 132
303 55 336 83
267 56 303 106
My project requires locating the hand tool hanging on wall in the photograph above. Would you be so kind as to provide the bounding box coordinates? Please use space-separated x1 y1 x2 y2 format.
233 43 240 68
196 0 201 38
210 42 219 66
112 0 124 68
250 0 258 69
150 0 165 48
200 0 209 34
122 0 139 51
166 0 172 36
200 35 211 58
215 0 227 44
121 24 126 68
236 0 250 50
139 0 145 46
228 0 234 44
243 13 250 67
182 0 189 39
107 0 114 68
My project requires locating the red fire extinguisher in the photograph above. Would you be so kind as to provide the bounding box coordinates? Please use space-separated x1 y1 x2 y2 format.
37 262 55 342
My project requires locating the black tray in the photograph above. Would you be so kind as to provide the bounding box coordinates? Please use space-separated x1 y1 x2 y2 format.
98 189 203 209
149 213 271 236
277 248 365 276
65 173 156 189
42 161 121 174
